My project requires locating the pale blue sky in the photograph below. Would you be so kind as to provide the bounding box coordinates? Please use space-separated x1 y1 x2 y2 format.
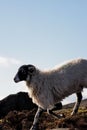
0 0 87 104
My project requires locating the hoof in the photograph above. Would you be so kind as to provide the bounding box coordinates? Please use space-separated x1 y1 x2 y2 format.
30 124 38 130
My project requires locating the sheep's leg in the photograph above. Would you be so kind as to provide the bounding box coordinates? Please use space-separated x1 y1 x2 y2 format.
71 92 82 115
30 107 43 130
47 102 64 118
51 102 62 111
47 109 64 119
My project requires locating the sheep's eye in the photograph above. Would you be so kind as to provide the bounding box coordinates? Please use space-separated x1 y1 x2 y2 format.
18 68 27 81
21 68 26 74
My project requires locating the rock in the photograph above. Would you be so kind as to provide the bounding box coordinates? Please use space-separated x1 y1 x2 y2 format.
0 92 37 118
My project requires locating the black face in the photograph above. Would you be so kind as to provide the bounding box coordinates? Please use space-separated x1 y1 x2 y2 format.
14 64 35 83
14 65 28 82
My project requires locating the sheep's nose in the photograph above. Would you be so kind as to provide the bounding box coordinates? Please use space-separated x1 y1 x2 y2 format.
14 76 20 83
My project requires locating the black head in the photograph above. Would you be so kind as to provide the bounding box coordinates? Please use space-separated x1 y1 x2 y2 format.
14 64 36 83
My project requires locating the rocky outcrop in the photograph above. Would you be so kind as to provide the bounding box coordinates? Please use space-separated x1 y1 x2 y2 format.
0 92 37 118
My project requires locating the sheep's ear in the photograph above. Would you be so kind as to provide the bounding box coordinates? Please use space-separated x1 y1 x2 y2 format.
28 65 36 75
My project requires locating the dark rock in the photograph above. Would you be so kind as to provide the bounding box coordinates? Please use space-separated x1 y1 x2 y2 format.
0 92 37 118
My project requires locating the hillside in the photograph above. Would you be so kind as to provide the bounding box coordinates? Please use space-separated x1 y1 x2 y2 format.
0 94 87 130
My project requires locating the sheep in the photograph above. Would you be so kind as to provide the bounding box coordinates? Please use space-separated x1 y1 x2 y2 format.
14 58 87 130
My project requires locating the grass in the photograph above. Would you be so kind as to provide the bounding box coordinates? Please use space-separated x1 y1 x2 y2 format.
0 106 87 130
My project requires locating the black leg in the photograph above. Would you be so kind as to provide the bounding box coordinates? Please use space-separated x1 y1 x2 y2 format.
71 92 82 115
51 102 62 111
47 109 64 119
30 107 43 130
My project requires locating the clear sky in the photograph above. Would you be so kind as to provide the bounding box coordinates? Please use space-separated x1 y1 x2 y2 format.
0 0 87 104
